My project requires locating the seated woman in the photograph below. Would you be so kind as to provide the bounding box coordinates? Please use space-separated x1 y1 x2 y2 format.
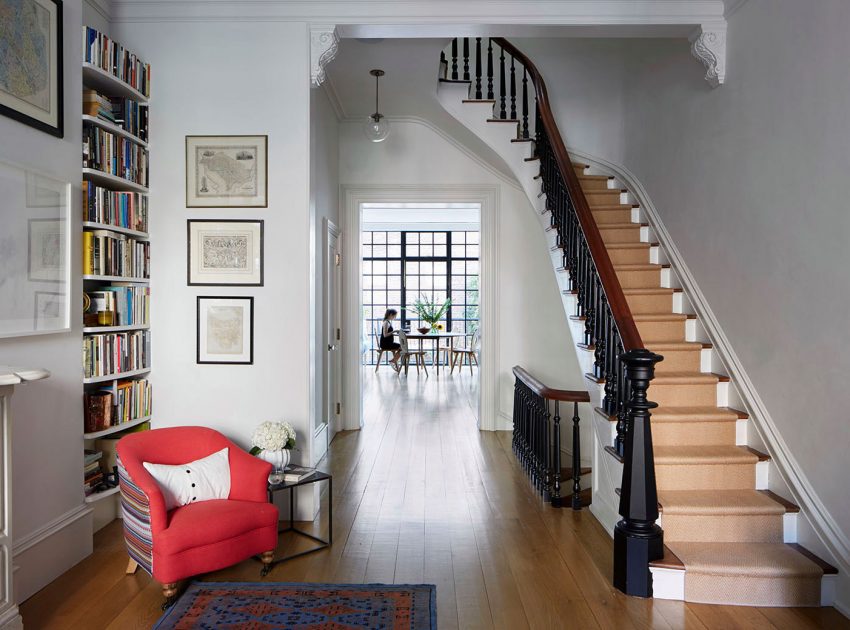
380 308 402 371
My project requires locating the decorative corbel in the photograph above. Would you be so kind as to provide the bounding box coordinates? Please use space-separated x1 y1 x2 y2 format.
689 25 727 88
311 25 339 88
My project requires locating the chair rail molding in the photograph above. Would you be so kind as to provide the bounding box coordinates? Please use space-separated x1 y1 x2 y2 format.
311 24 339 88
689 24 727 87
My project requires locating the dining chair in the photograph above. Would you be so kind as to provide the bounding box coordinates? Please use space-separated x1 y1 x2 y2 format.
398 331 428 376
373 325 392 372
450 329 480 375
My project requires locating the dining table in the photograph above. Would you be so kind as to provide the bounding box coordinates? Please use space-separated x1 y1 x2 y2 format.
401 331 467 375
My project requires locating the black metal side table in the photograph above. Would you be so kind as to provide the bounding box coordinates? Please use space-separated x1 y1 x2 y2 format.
262 471 333 575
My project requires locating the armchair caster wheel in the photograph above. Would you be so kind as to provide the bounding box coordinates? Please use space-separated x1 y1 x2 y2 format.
161 583 179 610
161 596 176 611
261 565 272 577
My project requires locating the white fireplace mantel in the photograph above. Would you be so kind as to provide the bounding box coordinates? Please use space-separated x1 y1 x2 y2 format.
0 367 50 630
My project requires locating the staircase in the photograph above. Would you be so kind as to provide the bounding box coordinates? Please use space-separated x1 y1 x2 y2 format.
436 37 838 607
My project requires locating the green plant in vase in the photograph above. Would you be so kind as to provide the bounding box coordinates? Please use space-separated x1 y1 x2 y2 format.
411 294 451 333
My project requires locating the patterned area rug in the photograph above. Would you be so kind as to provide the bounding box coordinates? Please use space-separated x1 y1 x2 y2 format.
153 581 437 629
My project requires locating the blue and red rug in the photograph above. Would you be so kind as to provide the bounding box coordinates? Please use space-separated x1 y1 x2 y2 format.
153 581 437 629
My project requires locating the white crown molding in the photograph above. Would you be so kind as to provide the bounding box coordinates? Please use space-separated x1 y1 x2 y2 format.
567 145 850 603
311 25 339 88
84 0 112 22
689 24 727 87
723 0 749 18
321 73 347 120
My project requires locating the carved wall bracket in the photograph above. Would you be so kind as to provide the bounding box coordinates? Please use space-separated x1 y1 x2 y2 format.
690 25 727 88
311 25 339 88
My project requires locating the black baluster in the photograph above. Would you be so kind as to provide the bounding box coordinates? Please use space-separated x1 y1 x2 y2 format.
440 51 447 79
509 56 517 121
474 38 482 99
544 397 551 500
521 67 529 139
551 401 562 507
571 401 582 509
487 39 494 99
499 47 507 119
462 37 470 81
451 38 458 80
613 349 664 597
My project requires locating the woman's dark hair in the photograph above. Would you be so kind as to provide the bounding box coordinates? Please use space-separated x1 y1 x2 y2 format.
383 308 398 320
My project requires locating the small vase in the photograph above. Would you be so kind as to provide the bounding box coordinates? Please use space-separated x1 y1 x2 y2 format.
258 448 291 473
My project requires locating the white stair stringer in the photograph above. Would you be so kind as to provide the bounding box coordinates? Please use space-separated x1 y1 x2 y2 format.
437 80 840 608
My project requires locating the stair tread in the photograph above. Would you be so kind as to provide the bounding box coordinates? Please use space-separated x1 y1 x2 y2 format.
591 204 640 210
646 340 704 349
654 444 760 465
614 263 665 270
572 162 589 169
652 405 746 421
579 175 613 181
605 242 651 250
623 287 681 295
659 489 788 515
463 99 496 103
598 222 646 229
634 313 688 322
653 372 719 384
666 542 829 578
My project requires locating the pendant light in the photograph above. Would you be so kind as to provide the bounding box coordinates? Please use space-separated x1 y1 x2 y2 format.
363 69 390 143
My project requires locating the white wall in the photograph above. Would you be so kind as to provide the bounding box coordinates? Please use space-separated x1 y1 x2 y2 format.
310 86 341 453
619 0 850 609
0 0 93 603
339 119 583 426
111 22 314 459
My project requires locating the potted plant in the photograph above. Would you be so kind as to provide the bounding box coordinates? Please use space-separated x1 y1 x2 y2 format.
250 421 296 473
411 294 451 333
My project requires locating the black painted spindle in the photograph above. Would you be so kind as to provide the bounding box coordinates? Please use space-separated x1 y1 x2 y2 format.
486 39 494 100
521 67 529 138
499 47 506 118
571 401 582 509
462 38 470 81
474 38 482 99
509 56 517 120
451 38 458 80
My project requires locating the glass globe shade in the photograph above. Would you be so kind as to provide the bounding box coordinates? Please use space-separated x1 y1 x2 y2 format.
363 115 390 143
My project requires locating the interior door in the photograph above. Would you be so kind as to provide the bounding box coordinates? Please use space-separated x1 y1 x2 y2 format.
325 221 343 445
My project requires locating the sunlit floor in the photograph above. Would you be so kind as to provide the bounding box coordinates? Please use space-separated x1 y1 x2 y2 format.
19 364 850 629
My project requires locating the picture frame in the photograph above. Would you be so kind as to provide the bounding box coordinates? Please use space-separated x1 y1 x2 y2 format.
27 218 65 282
185 135 268 208
197 296 254 365
187 219 264 286
0 0 64 138
33 291 64 330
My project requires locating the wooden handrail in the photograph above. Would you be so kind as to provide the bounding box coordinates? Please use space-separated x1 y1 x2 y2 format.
493 38 644 351
512 366 590 403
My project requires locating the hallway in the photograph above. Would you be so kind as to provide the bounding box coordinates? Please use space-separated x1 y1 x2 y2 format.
20 374 850 629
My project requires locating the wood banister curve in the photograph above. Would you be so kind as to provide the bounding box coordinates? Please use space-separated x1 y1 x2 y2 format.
512 366 590 403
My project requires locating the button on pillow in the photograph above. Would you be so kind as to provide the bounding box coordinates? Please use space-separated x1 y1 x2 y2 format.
143 448 231 511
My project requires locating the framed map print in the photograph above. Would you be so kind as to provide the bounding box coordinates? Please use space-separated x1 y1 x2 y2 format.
28 218 64 281
186 135 268 207
197 296 254 365
187 219 264 286
0 0 64 137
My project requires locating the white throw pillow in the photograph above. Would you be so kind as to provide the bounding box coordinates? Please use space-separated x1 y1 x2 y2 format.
143 448 231 511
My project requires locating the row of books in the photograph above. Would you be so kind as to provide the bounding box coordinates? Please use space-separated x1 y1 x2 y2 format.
84 378 152 433
83 126 149 187
84 450 104 496
85 286 150 327
83 26 151 97
83 182 149 233
84 89 149 142
83 230 150 278
83 330 151 379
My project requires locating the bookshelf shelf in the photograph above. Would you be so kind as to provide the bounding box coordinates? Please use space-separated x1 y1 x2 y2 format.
82 115 148 148
84 485 120 504
83 324 149 334
83 367 151 385
84 415 151 440
83 275 149 284
82 168 149 194
83 63 149 103
82 221 149 240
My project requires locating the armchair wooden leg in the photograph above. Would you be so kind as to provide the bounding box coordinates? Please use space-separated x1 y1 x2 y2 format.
126 558 139 575
260 550 275 577
161 582 180 609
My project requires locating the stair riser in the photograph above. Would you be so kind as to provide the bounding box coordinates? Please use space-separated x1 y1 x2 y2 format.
608 247 651 265
592 208 633 223
573 165 586 176
580 178 613 191
636 319 686 342
661 513 784 544
656 463 755 491
650 349 702 372
616 268 661 289
649 382 717 407
585 191 623 205
684 574 821 607
624 292 672 312
600 227 642 244
652 421 736 447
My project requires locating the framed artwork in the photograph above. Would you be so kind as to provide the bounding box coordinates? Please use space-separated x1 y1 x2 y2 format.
0 0 64 138
33 291 64 330
185 135 268 207
197 296 254 365
187 219 264 286
27 218 65 281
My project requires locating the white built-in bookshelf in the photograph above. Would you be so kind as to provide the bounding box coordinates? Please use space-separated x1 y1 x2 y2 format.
82 26 152 508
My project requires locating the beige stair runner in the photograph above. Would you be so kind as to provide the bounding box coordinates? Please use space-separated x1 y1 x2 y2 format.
577 167 827 607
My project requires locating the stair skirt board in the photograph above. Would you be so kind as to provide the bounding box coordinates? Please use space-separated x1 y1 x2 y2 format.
436 77 838 608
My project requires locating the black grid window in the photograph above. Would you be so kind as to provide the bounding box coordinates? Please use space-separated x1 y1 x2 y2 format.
363 230 479 364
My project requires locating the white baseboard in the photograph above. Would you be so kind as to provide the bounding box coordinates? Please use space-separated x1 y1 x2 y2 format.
13 504 93 603
0 607 22 630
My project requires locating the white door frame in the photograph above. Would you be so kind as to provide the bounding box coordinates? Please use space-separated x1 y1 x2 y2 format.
341 184 500 431
324 218 342 444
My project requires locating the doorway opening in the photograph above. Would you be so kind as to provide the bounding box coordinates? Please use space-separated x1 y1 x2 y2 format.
360 202 481 426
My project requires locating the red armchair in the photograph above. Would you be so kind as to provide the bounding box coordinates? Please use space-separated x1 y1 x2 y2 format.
116 427 278 599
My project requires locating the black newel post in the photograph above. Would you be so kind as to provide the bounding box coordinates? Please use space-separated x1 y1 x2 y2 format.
613 348 664 598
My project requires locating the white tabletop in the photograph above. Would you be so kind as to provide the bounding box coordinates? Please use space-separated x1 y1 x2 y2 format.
0 366 51 386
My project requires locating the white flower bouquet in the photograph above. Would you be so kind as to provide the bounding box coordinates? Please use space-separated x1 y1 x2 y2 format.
249 420 296 455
